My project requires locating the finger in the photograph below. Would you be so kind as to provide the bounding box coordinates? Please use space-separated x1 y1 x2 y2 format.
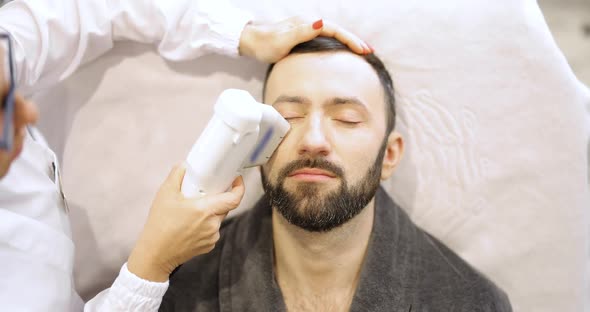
230 175 246 203
208 176 245 215
211 211 229 225
0 47 6 95
271 18 321 59
319 22 368 54
164 162 187 190
289 18 324 44
14 96 38 126
206 231 221 244
0 96 36 164
9 125 25 161
231 175 244 189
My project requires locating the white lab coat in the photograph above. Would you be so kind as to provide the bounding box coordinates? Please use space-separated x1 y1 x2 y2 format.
0 0 252 310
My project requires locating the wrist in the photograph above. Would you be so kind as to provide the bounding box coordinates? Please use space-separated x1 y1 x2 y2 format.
127 245 171 283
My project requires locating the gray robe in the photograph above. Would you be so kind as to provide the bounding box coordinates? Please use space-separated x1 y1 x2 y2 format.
160 187 512 312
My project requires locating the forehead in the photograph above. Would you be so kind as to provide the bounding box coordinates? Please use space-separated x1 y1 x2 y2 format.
265 52 384 111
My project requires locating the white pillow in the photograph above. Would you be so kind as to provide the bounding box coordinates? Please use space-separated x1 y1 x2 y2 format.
33 0 590 311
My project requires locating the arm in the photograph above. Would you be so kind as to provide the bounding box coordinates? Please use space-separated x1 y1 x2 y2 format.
0 0 252 96
0 0 371 97
84 166 245 312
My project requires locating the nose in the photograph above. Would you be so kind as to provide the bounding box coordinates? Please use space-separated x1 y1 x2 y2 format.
297 114 331 157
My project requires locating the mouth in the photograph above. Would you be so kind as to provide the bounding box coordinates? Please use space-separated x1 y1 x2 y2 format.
288 168 337 182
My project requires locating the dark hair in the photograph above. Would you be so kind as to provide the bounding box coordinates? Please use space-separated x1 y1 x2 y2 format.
263 37 396 133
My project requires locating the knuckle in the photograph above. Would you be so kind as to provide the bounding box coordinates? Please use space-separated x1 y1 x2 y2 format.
174 192 185 202
213 220 222 232
205 228 217 238
295 26 308 37
206 219 221 233
213 220 221 232
226 196 240 208
288 15 304 25
212 232 221 242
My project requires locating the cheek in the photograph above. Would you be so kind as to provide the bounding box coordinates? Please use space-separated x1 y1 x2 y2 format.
331 134 382 180
262 153 279 183
342 155 373 182
264 138 293 180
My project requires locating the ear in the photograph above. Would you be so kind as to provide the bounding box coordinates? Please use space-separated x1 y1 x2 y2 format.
380 131 404 180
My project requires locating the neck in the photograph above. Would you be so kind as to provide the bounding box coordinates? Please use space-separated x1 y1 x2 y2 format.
272 199 375 303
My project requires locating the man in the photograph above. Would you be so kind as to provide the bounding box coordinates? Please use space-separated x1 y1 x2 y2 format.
161 37 512 311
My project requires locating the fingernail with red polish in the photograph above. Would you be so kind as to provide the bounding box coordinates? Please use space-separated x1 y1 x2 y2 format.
312 19 324 30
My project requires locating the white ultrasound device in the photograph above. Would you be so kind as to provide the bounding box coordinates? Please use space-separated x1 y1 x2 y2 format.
181 89 290 197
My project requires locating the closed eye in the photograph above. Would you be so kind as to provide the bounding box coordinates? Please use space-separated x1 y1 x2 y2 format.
334 119 361 126
284 116 304 123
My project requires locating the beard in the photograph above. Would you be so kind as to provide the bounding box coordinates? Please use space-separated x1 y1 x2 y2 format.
261 144 386 232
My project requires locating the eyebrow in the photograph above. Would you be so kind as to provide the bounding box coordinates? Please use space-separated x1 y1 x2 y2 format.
272 95 368 111
272 95 310 105
326 97 368 111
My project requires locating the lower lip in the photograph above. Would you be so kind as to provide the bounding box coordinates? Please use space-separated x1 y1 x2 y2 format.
289 173 335 182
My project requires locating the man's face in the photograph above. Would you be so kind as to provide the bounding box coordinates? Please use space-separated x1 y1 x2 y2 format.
262 51 394 232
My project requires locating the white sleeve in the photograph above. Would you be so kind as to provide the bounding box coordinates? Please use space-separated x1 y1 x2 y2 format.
84 263 169 312
0 0 253 96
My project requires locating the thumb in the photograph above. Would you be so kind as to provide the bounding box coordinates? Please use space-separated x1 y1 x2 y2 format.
206 176 245 215
164 162 187 191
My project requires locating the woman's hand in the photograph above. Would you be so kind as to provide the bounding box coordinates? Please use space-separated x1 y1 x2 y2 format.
0 48 38 178
127 163 245 282
239 17 372 63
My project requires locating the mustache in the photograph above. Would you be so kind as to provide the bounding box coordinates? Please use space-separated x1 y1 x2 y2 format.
278 158 345 181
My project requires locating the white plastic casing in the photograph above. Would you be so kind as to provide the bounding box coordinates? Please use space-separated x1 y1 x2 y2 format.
181 89 290 197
